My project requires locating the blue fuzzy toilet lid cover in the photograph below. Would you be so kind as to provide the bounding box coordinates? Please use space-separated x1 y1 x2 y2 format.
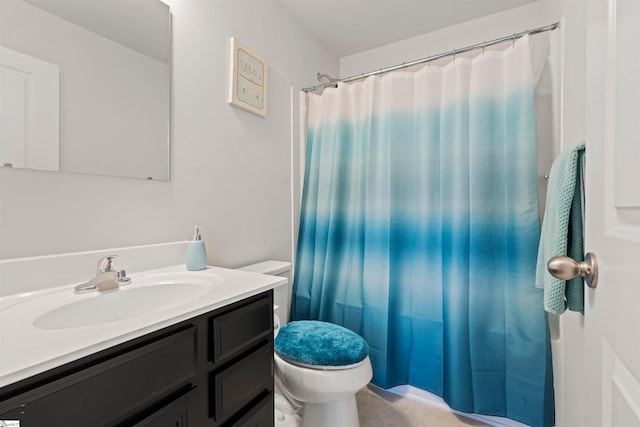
274 320 369 368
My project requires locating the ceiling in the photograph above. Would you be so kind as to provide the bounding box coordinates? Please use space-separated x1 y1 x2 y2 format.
278 0 539 57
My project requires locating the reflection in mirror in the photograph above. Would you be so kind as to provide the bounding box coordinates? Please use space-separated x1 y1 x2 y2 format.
0 0 171 180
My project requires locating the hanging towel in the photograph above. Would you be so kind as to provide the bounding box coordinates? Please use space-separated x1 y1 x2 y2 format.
536 143 585 314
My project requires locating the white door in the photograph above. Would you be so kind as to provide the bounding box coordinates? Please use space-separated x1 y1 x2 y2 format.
583 0 640 426
0 46 59 170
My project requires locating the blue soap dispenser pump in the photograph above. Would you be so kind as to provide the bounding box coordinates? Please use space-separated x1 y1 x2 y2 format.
186 226 207 271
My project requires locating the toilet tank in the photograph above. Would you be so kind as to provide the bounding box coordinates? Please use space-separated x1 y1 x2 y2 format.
237 260 292 325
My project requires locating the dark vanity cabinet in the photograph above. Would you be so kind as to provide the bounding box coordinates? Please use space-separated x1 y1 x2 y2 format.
0 291 274 427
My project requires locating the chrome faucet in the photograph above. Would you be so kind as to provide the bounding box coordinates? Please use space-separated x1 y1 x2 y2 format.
74 255 131 294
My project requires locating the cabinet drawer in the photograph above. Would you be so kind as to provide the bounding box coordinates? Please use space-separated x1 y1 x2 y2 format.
210 343 273 421
132 387 199 427
0 326 196 426
231 392 274 427
210 294 272 363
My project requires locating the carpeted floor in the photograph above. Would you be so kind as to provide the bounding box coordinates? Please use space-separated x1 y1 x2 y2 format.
356 386 491 427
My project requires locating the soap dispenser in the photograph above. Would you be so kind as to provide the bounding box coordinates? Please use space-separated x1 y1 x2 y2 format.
186 226 207 271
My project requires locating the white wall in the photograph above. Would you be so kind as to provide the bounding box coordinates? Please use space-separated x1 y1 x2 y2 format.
0 0 338 270
1 0 170 180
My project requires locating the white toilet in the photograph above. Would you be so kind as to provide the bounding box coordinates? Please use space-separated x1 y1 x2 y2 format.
238 261 373 427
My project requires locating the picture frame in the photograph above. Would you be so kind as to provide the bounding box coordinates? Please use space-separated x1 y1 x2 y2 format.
228 37 268 117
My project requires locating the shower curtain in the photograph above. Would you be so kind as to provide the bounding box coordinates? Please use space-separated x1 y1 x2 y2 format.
291 36 554 427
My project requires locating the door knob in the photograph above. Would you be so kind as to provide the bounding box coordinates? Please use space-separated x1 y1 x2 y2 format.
547 252 598 288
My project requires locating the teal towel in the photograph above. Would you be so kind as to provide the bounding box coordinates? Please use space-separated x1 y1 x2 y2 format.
536 143 585 314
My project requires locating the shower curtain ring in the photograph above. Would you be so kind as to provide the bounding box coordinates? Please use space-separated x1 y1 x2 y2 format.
512 34 516 47
482 43 485 55
453 49 456 63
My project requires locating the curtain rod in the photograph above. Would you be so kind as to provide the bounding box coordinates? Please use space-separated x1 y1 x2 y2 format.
303 21 560 93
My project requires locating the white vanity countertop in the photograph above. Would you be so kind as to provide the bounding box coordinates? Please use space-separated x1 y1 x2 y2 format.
0 264 287 389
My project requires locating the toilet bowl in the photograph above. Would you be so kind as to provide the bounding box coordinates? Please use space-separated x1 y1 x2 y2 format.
274 352 372 426
274 320 372 427
237 261 372 427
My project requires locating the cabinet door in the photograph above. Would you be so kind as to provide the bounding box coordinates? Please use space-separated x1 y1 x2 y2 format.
132 387 199 427
0 327 196 426
231 392 274 427
210 343 273 422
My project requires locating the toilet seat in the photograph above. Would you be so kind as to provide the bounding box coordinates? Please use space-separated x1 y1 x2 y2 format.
275 353 369 371
274 320 369 369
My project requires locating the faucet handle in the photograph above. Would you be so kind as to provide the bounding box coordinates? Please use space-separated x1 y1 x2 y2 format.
97 255 118 273
117 269 131 286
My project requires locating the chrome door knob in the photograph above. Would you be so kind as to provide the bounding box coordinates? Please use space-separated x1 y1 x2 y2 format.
547 252 598 288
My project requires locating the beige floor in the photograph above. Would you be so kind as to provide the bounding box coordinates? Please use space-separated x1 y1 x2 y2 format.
356 385 491 427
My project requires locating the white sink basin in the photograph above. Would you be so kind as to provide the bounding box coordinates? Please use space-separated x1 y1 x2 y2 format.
16 272 220 330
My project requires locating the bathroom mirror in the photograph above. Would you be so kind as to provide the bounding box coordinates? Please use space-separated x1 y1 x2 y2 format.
0 0 171 180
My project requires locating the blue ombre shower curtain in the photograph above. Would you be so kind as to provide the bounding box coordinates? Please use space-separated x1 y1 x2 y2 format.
291 36 554 427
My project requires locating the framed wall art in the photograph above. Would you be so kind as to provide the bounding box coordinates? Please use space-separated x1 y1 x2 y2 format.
228 37 268 117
